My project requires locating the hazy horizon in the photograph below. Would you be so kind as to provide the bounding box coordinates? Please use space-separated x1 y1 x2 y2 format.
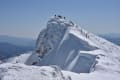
0 0 120 39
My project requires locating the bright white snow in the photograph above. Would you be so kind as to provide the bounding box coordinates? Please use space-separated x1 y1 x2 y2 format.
34 15 120 73
0 63 120 80
2 15 120 80
0 63 71 80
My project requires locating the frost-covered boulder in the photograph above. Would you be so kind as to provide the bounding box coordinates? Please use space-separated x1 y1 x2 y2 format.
35 15 76 58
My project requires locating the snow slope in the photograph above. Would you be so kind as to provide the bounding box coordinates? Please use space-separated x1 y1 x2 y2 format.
0 63 120 80
3 15 120 80
0 63 71 80
7 15 120 73
63 70 120 80
32 15 120 73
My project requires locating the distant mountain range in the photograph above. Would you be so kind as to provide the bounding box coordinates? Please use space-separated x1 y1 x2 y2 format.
0 35 35 47
0 35 36 60
101 33 120 38
0 42 34 60
99 33 120 46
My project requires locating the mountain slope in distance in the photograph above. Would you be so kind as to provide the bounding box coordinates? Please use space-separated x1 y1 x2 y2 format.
0 35 35 47
0 42 34 60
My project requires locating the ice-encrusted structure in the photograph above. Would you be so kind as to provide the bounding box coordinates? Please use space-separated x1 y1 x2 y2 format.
4 15 120 74
2 15 120 80
33 15 120 73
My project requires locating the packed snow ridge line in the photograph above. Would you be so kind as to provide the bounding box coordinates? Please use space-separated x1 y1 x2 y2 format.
5 15 120 74
36 15 120 58
23 15 120 73
35 15 78 57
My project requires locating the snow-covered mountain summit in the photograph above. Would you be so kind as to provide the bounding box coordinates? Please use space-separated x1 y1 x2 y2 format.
35 15 77 57
36 15 120 57
29 15 120 73
1 15 120 80
5 15 120 73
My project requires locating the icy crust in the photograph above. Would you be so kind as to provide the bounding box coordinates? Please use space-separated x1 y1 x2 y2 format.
0 63 120 80
36 15 120 58
0 63 71 80
35 16 76 57
34 15 120 73
69 26 120 57
6 16 120 75
69 26 120 72
7 50 120 73
1 16 120 80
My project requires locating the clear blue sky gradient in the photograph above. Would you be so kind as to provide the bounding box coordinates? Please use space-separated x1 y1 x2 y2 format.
0 0 120 39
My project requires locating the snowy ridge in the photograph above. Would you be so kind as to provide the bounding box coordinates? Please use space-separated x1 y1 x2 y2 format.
33 15 120 73
36 15 120 57
1 63 119 80
1 15 120 80
5 16 120 73
35 16 76 58
69 23 120 56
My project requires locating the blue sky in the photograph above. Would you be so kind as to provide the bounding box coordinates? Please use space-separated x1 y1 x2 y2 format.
0 0 120 39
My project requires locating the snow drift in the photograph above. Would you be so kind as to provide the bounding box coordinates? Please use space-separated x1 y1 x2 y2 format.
0 63 120 80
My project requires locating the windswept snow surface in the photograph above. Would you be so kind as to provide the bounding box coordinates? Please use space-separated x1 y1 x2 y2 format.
63 70 120 80
0 63 120 80
33 15 120 73
0 63 71 80
4 15 120 80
